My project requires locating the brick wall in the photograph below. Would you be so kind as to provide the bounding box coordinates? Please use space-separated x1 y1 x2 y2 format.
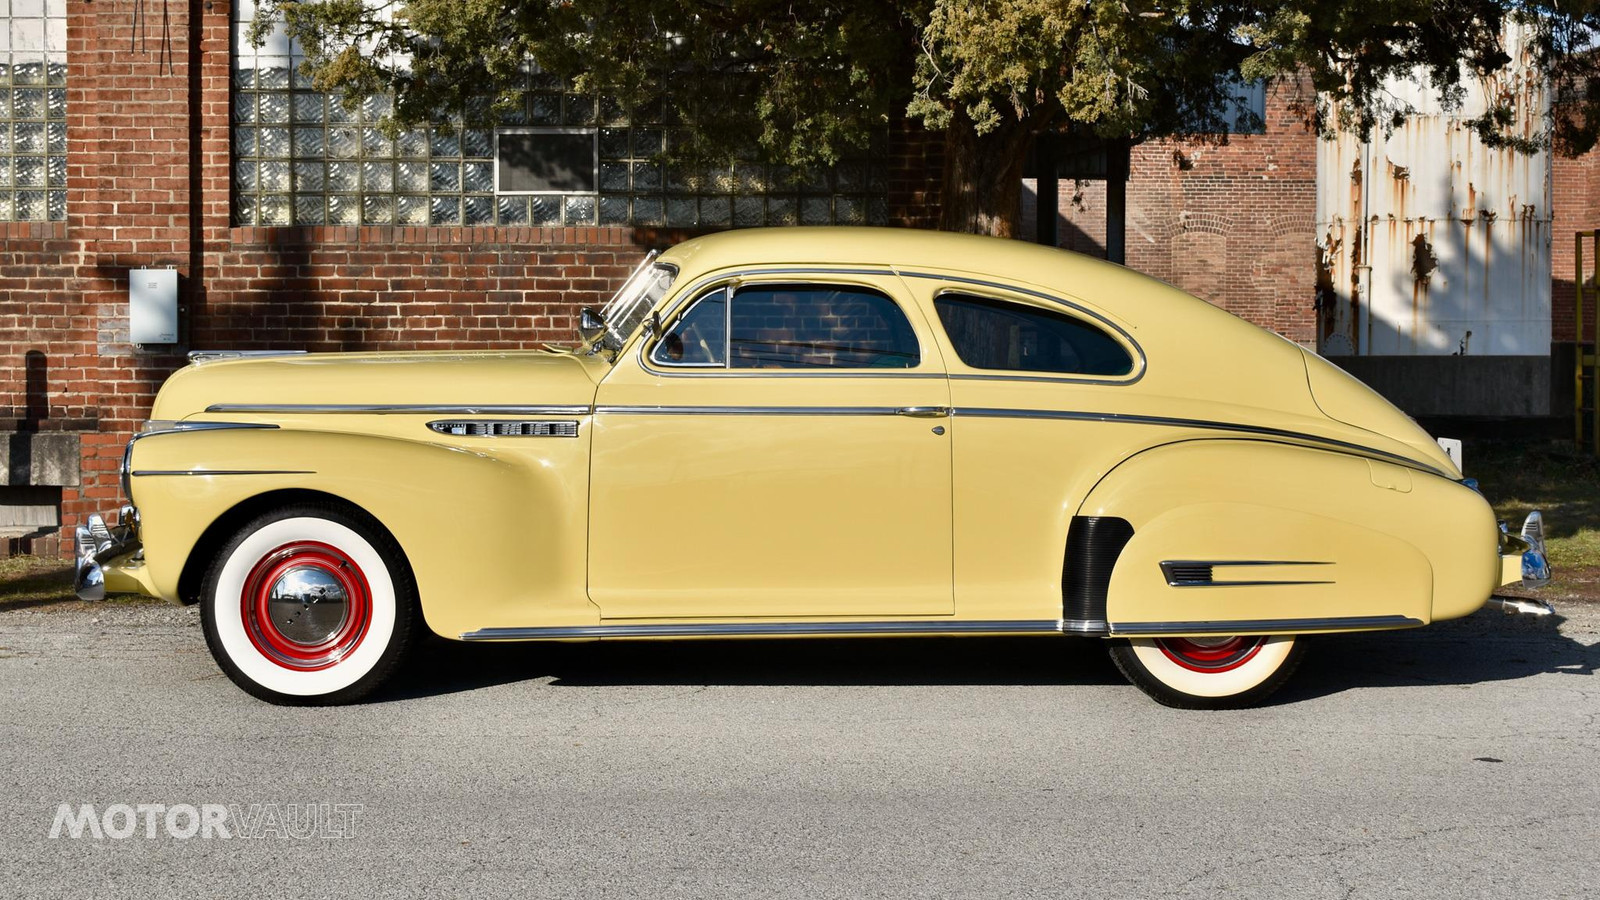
1022 78 1321 344
1551 145 1600 345
0 0 950 558
5 9 1599 561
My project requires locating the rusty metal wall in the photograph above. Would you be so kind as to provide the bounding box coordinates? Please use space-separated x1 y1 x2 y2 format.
1315 31 1551 357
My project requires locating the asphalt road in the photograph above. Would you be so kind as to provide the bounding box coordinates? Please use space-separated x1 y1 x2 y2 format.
0 598 1595 900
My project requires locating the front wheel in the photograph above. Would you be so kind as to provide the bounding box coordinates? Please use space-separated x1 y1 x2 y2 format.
200 504 418 705
1108 634 1306 709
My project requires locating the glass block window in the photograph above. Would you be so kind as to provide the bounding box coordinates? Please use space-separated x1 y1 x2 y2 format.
0 0 69 222
231 6 889 228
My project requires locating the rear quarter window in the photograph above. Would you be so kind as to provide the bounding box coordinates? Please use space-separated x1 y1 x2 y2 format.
934 293 1133 377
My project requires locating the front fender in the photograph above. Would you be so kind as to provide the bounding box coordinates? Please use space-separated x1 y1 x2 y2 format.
128 425 597 638
1078 440 1499 634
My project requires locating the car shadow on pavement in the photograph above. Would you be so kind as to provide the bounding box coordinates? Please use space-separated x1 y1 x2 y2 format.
378 608 1598 704
381 634 1127 701
1272 608 1598 705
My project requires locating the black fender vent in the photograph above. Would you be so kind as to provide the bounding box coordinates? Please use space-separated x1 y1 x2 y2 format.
1062 516 1134 634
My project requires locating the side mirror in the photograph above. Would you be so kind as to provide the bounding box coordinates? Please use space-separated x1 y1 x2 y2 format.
578 307 607 345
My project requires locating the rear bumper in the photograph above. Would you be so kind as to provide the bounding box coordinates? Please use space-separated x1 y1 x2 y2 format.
1498 511 1551 589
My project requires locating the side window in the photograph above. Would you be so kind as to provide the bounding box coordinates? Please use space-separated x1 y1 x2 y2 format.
653 289 727 366
934 293 1133 377
728 285 920 369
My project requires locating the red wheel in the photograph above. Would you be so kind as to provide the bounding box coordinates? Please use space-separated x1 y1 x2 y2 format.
1154 636 1266 673
1109 634 1307 709
201 504 418 705
241 541 374 671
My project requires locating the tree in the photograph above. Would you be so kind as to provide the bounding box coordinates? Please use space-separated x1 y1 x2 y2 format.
257 0 1600 236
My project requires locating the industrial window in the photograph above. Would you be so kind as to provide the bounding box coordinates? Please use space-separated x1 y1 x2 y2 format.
231 8 890 228
496 128 598 194
0 0 68 222
934 294 1133 376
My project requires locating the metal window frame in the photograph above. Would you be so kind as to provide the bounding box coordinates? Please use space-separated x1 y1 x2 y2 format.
493 126 601 196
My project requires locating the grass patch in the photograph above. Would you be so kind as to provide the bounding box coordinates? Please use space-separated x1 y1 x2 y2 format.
1465 439 1600 573
0 556 74 608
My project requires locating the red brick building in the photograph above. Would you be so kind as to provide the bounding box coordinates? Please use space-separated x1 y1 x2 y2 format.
0 5 1593 557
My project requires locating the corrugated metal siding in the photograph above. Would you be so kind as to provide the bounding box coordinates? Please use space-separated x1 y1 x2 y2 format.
1315 30 1552 356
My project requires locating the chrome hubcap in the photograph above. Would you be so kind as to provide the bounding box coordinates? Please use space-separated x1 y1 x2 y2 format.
265 565 350 646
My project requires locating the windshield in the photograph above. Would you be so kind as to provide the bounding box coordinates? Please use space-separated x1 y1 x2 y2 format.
594 252 677 353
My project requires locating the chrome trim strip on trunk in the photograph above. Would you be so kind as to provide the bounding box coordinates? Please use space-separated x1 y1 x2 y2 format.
459 620 1065 640
205 403 593 416
1110 615 1422 635
954 407 1451 478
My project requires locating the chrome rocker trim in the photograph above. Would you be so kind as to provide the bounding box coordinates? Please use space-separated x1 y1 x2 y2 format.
460 620 1066 640
1110 615 1422 636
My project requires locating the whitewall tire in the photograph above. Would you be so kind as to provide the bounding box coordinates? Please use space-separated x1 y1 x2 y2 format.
201 504 418 705
1108 635 1306 709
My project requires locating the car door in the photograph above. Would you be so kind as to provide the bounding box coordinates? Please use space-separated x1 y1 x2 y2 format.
587 272 955 620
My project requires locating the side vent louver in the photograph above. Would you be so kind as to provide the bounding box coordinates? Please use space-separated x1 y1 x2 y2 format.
428 420 579 437
1062 516 1134 635
1160 562 1215 586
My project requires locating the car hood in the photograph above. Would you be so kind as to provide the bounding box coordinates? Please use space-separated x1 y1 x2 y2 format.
152 349 606 420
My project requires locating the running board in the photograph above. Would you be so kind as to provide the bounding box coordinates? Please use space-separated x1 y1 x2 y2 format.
459 620 1065 640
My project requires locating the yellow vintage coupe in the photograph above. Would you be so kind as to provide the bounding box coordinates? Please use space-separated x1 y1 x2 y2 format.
75 228 1551 707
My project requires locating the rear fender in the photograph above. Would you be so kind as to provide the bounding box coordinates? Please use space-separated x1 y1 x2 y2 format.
1078 440 1499 634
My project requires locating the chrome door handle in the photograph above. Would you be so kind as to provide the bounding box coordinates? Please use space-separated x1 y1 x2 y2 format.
895 406 950 418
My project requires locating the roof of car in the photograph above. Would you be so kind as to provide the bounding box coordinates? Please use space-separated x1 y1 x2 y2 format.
659 226 1150 299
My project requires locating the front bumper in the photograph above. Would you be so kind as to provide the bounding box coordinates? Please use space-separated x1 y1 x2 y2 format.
72 506 146 601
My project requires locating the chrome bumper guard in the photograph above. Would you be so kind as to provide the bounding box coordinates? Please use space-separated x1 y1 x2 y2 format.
73 506 142 601
1487 511 1554 617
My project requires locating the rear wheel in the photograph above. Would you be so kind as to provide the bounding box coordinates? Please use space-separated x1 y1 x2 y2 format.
200 504 418 705
1108 634 1306 709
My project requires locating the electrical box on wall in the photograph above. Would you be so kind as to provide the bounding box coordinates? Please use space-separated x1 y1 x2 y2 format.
129 269 179 344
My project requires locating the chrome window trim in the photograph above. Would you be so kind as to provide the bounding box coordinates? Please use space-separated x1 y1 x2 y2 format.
205 403 593 416
899 271 1147 386
635 265 941 379
460 619 1065 640
648 286 729 369
1110 615 1422 635
952 407 1453 478
929 286 1143 384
